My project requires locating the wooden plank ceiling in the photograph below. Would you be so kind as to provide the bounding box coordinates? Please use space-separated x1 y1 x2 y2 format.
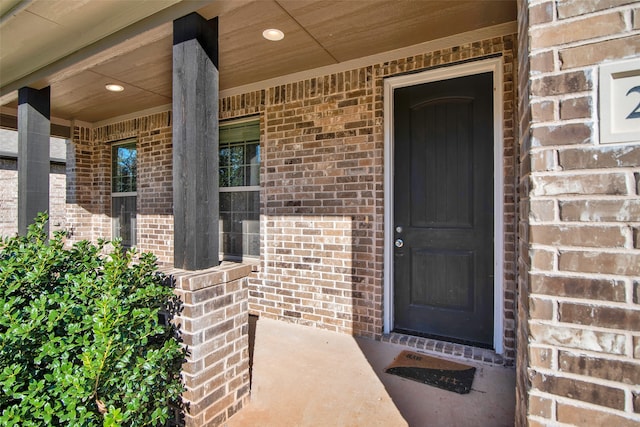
0 0 516 123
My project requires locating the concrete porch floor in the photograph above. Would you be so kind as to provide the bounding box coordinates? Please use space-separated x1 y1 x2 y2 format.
226 317 516 427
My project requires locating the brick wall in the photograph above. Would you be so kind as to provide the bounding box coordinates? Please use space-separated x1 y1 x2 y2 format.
135 116 174 264
67 123 111 244
68 113 174 265
0 157 66 237
519 0 640 425
220 34 519 362
0 158 17 236
169 262 251 427
66 125 95 242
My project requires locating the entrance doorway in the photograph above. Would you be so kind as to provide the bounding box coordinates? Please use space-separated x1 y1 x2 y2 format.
383 58 504 352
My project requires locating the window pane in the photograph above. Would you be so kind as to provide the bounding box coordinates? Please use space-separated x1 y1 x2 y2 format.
219 167 230 187
246 143 259 165
229 166 244 187
219 121 259 189
219 147 230 166
219 119 260 259
218 190 259 257
112 196 136 248
248 191 260 218
231 191 247 211
220 192 231 212
112 142 137 193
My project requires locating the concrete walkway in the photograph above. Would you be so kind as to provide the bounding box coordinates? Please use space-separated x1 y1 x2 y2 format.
226 318 516 427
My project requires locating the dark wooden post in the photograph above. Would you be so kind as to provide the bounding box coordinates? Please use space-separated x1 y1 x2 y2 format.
172 13 219 270
17 86 51 236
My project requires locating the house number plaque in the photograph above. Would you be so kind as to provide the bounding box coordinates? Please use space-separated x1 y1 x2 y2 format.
600 58 640 144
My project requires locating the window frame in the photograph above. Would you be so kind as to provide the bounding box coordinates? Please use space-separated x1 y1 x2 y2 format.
110 139 138 248
218 117 261 261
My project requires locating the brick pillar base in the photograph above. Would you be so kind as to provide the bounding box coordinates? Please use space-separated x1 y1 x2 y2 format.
169 262 251 426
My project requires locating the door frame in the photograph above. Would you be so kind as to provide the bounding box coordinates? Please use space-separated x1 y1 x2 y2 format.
383 57 505 353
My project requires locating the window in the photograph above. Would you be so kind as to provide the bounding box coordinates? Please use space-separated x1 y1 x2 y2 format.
111 140 137 248
219 119 260 259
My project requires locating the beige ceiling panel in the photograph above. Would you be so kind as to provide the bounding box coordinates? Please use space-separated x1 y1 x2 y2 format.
73 90 171 124
91 36 173 97
218 0 336 88
49 70 170 122
279 0 516 62
2 0 518 123
0 11 61 80
0 0 180 86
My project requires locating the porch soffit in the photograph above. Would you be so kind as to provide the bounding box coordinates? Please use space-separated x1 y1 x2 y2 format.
0 0 516 124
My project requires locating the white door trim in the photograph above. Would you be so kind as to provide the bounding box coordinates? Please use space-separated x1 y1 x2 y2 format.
383 57 505 353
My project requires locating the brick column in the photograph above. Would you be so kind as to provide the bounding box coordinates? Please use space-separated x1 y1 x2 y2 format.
171 262 251 426
17 86 50 235
519 1 640 425
515 1 532 425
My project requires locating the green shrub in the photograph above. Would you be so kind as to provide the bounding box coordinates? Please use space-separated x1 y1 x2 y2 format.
0 213 185 426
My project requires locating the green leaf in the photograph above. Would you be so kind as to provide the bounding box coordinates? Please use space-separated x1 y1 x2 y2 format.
0 212 185 425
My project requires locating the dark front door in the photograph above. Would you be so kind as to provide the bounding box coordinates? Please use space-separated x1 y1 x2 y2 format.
393 72 494 348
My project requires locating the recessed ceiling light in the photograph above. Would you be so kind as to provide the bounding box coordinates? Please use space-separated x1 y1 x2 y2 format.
262 28 284 41
105 83 124 92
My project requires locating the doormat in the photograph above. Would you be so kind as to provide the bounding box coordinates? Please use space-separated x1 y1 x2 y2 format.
384 350 476 394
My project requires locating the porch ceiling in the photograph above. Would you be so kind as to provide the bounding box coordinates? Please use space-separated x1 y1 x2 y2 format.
0 0 516 124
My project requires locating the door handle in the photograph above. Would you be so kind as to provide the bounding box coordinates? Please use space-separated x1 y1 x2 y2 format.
395 238 404 248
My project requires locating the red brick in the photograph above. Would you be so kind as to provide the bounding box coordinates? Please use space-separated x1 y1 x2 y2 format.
531 70 592 97
560 303 640 331
531 100 555 123
560 35 640 69
530 50 555 74
531 123 592 146
559 96 592 120
559 146 640 170
531 173 627 196
529 1 554 25
529 394 553 419
557 0 637 19
530 224 626 248
530 248 555 270
530 274 626 302
529 346 553 369
530 372 625 409
202 394 233 426
557 402 639 427
559 199 640 222
559 251 640 276
530 297 554 320
530 323 626 354
530 199 556 222
559 351 640 384
531 149 556 171
531 12 625 49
